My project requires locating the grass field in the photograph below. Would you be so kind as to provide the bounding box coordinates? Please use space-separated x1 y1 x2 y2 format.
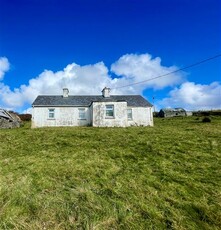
0 116 221 229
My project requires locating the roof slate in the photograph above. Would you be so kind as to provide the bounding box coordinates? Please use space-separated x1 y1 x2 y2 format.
32 95 152 107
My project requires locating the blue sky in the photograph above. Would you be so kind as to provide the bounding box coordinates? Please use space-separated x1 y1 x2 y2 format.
0 0 220 113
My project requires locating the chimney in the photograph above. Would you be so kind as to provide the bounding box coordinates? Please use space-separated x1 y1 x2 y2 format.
63 88 69 97
102 87 110 98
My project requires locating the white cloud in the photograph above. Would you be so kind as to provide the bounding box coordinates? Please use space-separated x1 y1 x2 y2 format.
111 53 184 91
1 53 205 113
0 57 10 80
158 81 221 110
0 62 112 110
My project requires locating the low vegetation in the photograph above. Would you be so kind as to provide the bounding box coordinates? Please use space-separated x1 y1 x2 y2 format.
18 113 32 122
202 117 211 123
0 117 220 229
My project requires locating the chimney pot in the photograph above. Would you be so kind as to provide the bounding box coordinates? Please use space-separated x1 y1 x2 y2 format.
102 87 110 97
63 88 69 97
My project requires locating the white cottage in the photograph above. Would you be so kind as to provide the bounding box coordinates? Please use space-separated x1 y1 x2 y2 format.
31 88 154 128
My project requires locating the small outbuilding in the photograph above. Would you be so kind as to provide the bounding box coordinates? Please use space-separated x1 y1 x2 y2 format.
0 109 21 128
158 108 187 118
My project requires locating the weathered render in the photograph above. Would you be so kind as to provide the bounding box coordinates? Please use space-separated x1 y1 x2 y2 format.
32 88 153 128
92 101 128 127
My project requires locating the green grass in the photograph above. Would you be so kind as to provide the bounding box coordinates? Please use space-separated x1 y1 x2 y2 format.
0 117 221 229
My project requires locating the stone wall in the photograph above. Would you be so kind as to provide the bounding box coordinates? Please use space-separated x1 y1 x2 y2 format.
0 117 20 129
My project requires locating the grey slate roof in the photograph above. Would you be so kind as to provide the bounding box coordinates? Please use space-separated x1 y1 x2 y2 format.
32 95 152 107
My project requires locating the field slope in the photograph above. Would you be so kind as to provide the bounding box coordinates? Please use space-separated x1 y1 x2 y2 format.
0 117 221 229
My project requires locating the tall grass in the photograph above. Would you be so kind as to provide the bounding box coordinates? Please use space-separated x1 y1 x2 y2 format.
0 117 220 229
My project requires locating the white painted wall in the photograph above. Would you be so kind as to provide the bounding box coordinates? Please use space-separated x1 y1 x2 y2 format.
32 107 91 128
127 107 154 127
92 101 128 127
32 104 154 128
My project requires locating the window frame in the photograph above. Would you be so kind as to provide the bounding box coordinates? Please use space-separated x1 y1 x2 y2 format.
78 108 86 120
48 108 55 119
105 104 114 118
127 108 133 120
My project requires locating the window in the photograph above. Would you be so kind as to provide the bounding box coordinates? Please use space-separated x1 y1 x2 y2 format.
48 109 55 119
127 108 132 120
78 108 86 120
105 105 114 117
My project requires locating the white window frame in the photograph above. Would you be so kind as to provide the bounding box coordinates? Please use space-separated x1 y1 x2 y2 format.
48 108 55 119
105 105 114 118
78 108 86 120
127 108 133 120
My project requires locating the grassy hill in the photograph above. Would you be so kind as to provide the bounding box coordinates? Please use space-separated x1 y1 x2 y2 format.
0 117 220 229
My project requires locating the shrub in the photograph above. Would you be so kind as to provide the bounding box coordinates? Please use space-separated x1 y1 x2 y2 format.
18 114 32 121
202 117 211 122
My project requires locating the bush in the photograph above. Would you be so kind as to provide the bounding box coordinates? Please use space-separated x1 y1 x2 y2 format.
193 110 221 117
18 114 32 121
202 117 211 122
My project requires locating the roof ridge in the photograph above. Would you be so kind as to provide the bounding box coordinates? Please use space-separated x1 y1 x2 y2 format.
36 94 142 97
